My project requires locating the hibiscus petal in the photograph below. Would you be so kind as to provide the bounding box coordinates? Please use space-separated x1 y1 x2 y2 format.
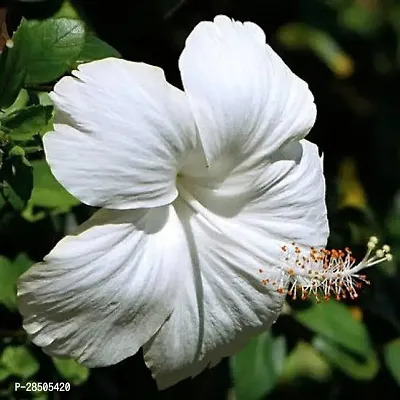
183 140 329 246
179 15 316 167
143 196 285 389
240 140 329 246
144 140 328 389
17 206 191 366
46 58 196 209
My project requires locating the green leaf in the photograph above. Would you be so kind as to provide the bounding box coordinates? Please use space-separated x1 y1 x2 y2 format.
281 341 331 382
12 253 32 278
312 336 379 380
0 367 11 381
0 346 39 379
339 3 380 36
277 23 354 78
33 393 49 400
231 332 286 400
77 35 121 63
52 358 89 385
36 92 53 107
295 300 372 356
0 254 32 309
384 338 400 385
2 105 53 141
0 29 27 108
29 159 79 210
15 18 86 85
0 256 16 308
0 147 33 210
53 0 81 19
2 89 30 116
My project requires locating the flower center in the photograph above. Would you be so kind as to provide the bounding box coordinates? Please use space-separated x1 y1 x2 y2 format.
259 236 392 302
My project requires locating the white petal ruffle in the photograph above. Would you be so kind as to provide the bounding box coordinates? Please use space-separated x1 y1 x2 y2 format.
18 206 191 366
46 58 196 210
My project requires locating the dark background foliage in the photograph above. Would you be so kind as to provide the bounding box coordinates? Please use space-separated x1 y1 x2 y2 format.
0 0 399 399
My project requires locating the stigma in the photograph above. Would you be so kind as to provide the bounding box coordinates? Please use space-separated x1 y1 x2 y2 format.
259 236 392 302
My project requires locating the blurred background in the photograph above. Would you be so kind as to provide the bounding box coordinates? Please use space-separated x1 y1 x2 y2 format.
0 0 399 399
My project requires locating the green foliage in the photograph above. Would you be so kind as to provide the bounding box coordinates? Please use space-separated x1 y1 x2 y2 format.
277 23 354 78
0 9 121 396
0 14 118 215
0 366 11 382
0 145 33 210
280 342 331 382
295 300 372 356
14 18 86 85
384 338 400 386
0 253 31 309
295 301 378 380
0 347 39 379
77 34 121 63
0 38 26 109
312 335 379 380
2 89 29 117
1 105 53 141
29 159 79 210
52 358 89 386
327 0 382 36
231 333 286 400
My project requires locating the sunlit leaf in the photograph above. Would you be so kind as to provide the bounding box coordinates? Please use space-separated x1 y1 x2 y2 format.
2 89 29 116
29 159 79 209
312 336 379 380
52 357 89 386
0 254 32 308
36 92 53 107
277 23 354 78
15 18 86 85
77 35 121 63
231 332 286 400
384 338 400 385
295 300 372 356
1 105 53 141
53 0 81 19
281 341 331 382
1 346 39 379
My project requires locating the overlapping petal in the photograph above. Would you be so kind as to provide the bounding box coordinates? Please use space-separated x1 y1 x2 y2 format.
179 15 316 168
18 206 191 366
144 196 285 389
181 140 328 246
46 58 197 210
144 140 328 388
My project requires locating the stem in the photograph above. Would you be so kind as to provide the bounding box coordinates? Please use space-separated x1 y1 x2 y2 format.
0 7 9 52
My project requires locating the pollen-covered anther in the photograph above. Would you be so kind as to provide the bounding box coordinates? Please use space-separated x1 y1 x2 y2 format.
259 237 392 301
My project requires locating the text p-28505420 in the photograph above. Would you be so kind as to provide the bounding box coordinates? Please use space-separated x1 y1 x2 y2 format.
14 382 71 392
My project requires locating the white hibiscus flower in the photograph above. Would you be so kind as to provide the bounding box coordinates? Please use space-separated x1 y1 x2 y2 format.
18 15 389 390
